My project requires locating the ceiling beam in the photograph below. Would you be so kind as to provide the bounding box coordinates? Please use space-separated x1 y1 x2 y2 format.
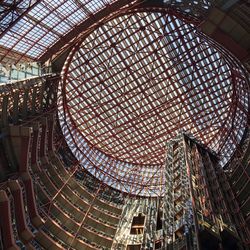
39 0 137 63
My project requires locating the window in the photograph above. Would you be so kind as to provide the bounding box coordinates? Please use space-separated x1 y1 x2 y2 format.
127 245 141 250
130 213 145 235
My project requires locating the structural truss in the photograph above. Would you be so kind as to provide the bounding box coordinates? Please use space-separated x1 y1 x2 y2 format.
0 0 132 63
58 8 249 197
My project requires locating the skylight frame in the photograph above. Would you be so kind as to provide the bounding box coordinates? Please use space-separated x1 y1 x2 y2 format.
58 9 249 196
0 0 119 63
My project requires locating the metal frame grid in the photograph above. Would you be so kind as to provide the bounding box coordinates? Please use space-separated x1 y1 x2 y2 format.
0 0 220 65
58 8 249 197
163 0 212 18
0 0 36 32
0 0 123 63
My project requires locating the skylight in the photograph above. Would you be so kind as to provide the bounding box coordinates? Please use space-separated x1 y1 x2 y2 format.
58 9 249 196
0 0 118 63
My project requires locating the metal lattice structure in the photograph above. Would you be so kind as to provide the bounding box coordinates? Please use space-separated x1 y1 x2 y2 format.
164 134 239 249
0 1 250 249
0 0 134 64
58 8 249 197
163 0 213 18
0 0 36 32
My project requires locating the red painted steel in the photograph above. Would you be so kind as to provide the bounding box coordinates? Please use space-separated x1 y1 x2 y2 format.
39 118 48 162
30 123 41 172
0 190 19 249
58 8 249 196
8 180 34 243
0 0 133 64
19 129 32 173
47 114 55 153
21 173 43 228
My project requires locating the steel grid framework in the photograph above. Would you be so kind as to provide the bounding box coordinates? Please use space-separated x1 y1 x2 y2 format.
0 0 36 32
0 0 219 65
162 0 212 18
0 0 132 64
58 8 249 197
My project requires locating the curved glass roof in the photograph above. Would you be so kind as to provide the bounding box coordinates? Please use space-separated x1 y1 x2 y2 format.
0 0 218 64
0 0 123 63
59 9 249 196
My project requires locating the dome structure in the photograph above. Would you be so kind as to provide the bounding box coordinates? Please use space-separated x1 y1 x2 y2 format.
0 1 250 249
58 8 249 196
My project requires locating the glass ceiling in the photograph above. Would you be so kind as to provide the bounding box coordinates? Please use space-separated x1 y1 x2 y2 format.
163 0 212 18
0 0 216 64
58 9 249 196
0 0 118 63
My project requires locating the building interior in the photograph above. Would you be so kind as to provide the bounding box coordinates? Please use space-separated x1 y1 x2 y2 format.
0 0 250 249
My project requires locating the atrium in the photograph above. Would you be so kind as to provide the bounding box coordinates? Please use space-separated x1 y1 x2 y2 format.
0 0 249 249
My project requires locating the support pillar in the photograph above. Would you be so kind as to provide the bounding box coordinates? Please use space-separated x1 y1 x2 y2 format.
0 190 19 250
8 180 34 244
21 172 43 228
